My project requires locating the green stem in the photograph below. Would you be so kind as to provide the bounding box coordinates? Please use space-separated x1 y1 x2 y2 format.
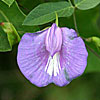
0 9 9 22
86 43 100 59
68 0 72 6
73 8 79 36
55 12 58 26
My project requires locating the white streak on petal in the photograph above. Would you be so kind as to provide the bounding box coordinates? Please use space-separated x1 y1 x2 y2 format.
45 53 61 76
47 57 54 76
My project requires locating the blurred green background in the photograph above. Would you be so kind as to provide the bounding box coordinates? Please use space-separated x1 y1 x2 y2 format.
0 0 100 100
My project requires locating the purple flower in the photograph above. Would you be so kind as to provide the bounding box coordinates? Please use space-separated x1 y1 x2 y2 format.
17 23 88 87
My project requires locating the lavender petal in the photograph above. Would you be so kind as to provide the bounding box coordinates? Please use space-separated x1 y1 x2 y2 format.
60 28 88 80
17 29 52 87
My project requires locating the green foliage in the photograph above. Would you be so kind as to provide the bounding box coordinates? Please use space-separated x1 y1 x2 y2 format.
92 37 100 47
0 1 39 34
1 0 15 7
23 1 74 26
0 22 20 52
86 37 100 54
0 27 11 51
1 22 20 48
74 0 100 10
0 1 39 51
76 7 100 37
18 0 45 14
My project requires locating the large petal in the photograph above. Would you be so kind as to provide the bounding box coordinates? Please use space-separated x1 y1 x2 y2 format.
60 28 88 80
17 29 53 87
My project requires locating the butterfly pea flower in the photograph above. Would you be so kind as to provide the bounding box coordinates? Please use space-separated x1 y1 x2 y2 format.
17 23 88 87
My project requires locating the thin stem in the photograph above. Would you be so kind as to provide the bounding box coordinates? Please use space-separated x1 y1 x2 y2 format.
55 12 58 26
73 8 79 36
68 0 72 6
86 44 100 59
81 33 100 59
18 3 30 13
0 9 9 22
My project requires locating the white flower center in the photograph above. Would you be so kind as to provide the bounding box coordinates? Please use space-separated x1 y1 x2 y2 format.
45 52 61 76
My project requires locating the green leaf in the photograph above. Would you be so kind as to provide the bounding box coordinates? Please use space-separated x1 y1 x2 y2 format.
1 22 20 47
23 1 74 26
0 1 39 35
0 22 20 52
0 27 11 51
1 0 15 7
74 0 100 10
92 37 100 47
